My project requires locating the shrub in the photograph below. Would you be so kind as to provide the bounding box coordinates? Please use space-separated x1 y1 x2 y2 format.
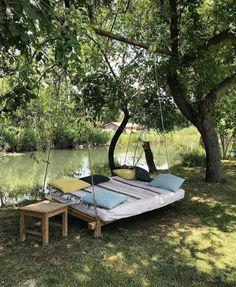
181 147 206 167
1 127 38 152
53 129 74 149
88 129 110 146
1 128 20 152
18 128 37 151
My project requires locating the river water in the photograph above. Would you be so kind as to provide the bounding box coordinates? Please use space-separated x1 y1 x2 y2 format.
0 143 186 205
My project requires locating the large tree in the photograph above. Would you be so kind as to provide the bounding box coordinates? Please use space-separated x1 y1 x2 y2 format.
1 0 235 182
86 0 236 182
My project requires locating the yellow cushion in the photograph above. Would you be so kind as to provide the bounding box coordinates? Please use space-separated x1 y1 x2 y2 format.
113 169 135 180
48 178 91 193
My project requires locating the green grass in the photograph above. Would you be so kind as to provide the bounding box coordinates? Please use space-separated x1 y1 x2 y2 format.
0 161 236 287
118 126 199 148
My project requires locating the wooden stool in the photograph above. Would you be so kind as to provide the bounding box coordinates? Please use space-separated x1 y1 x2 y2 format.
19 201 68 246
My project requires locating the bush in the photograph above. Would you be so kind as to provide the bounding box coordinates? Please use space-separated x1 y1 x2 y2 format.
18 128 37 151
53 129 74 149
1 128 20 152
181 147 206 167
0 127 38 152
88 129 110 146
0 124 111 152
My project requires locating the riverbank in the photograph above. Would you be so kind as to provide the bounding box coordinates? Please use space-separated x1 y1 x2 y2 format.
0 162 235 287
0 151 25 157
0 139 196 205
0 126 199 154
0 127 200 206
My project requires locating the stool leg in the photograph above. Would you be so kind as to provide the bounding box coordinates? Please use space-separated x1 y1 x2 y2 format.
62 209 68 237
94 220 102 238
20 212 26 241
42 215 49 246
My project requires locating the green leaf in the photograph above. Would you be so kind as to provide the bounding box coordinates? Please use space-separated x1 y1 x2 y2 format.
20 33 29 44
9 23 21 37
0 114 6 124
23 5 39 20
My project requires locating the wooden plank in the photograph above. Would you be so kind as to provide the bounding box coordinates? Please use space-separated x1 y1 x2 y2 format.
88 221 97 230
20 212 26 241
21 207 67 219
62 210 68 237
42 215 49 246
88 221 103 237
94 221 102 238
47 207 68 218
19 202 70 246
20 210 44 219
25 230 42 237
19 201 68 214
68 208 96 222
68 208 108 227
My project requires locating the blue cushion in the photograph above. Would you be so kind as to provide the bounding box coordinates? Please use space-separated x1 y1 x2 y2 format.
148 174 185 192
82 188 128 209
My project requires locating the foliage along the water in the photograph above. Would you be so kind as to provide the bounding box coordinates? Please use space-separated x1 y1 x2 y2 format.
0 0 235 181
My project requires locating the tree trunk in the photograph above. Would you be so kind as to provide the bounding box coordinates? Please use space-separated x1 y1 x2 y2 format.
108 109 130 174
142 141 157 173
168 70 223 182
198 120 221 182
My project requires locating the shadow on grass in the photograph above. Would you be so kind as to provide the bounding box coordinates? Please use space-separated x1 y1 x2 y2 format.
0 163 236 287
0 197 236 287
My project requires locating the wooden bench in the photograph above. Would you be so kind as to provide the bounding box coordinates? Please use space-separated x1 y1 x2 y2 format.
19 201 68 246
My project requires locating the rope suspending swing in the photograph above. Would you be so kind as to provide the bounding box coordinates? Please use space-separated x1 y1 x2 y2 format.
82 103 102 237
153 57 171 173
38 69 102 237
42 74 63 192
121 57 171 173
38 54 170 239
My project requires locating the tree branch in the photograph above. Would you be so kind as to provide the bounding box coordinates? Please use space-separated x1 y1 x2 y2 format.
93 27 172 56
105 3 120 53
167 73 198 125
62 0 170 55
85 33 118 80
199 73 236 114
124 0 131 13
64 0 70 8
85 32 130 111
207 73 236 100
167 1 198 125
182 28 236 66
169 0 179 56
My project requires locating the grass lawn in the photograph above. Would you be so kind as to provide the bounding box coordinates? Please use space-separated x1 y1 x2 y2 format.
0 162 236 287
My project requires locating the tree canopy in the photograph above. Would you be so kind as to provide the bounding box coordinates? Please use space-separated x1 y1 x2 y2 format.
0 0 235 182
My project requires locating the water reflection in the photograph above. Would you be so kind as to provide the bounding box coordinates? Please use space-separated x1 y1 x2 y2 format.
0 143 184 205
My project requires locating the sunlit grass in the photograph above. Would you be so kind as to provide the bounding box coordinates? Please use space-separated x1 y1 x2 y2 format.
0 161 236 286
118 126 199 148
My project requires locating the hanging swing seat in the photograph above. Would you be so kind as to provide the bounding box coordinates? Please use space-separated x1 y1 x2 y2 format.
46 175 185 236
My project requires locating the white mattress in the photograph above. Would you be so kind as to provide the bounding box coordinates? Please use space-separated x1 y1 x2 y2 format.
47 176 185 223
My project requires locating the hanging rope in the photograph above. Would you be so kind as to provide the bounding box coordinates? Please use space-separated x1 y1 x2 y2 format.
42 68 69 192
133 128 145 166
86 132 99 220
123 122 134 166
81 99 99 220
133 148 144 167
153 58 170 173
42 145 52 191
42 74 62 191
